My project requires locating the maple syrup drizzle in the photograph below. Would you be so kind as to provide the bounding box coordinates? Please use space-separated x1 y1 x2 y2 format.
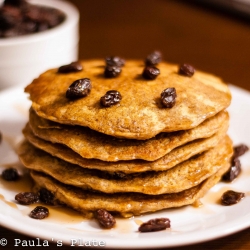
21 203 88 224
134 219 143 226
192 199 203 208
0 171 33 193
0 194 18 209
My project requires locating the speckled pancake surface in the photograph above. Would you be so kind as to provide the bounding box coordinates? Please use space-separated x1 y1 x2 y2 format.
23 121 228 173
18 136 233 195
25 60 231 139
28 108 229 161
30 161 230 218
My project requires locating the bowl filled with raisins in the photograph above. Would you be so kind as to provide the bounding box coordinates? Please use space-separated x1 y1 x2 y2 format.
0 0 79 90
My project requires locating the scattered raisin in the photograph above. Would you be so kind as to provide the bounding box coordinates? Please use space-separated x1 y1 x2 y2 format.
105 56 125 67
142 66 160 80
222 144 248 182
139 218 171 232
161 88 177 108
29 206 49 219
221 190 245 206
145 51 162 66
58 61 83 73
178 63 195 77
15 192 39 205
95 209 116 229
66 78 92 99
39 188 54 205
100 90 122 107
104 65 122 78
222 158 241 182
233 144 249 158
1 168 19 181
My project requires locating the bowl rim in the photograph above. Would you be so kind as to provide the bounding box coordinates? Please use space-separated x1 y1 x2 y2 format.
0 0 79 46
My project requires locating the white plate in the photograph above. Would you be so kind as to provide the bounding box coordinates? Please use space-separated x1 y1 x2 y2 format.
0 85 250 249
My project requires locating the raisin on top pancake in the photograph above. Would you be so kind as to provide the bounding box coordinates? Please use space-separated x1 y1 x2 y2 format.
25 60 231 139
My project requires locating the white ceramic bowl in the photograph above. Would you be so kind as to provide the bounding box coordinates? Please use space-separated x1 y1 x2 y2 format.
0 0 79 90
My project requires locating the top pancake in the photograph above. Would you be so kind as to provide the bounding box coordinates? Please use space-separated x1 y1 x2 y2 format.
25 60 231 139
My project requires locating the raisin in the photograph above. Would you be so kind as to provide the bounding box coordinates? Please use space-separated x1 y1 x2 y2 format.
178 63 195 77
1 168 19 181
29 206 49 219
66 78 92 99
233 144 249 158
222 144 248 182
15 192 39 205
105 56 125 67
145 51 162 66
0 130 2 144
109 171 127 179
222 158 241 182
142 66 160 80
221 190 245 206
100 90 122 107
104 65 122 78
95 209 116 229
58 61 83 73
139 218 171 232
39 188 54 205
161 88 177 108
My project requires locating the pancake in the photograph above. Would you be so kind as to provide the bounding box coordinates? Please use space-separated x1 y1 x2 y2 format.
30 161 231 218
18 136 233 195
23 121 228 173
28 108 229 161
25 60 231 139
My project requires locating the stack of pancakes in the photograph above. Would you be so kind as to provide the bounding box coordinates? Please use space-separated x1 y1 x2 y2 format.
18 59 233 218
